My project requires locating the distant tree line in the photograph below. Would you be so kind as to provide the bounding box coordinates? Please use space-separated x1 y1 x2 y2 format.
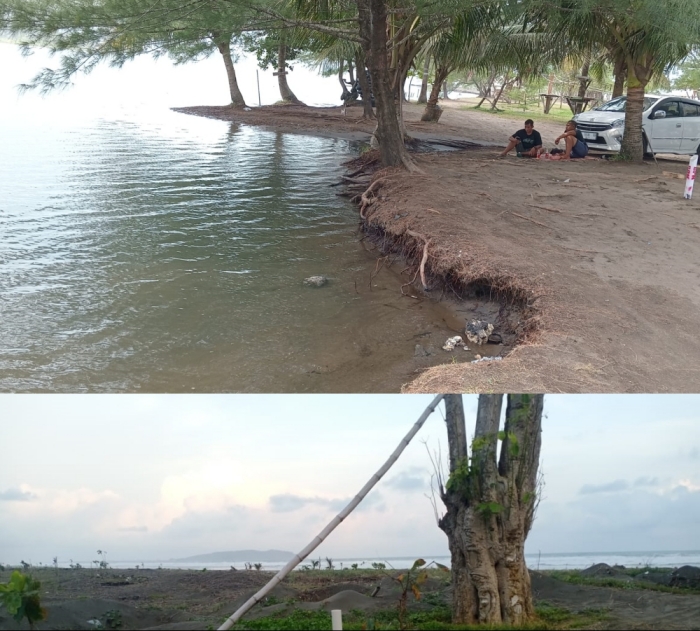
2 0 700 165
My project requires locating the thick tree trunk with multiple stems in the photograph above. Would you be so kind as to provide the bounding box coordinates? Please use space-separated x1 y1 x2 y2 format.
421 64 449 121
440 394 543 625
216 39 246 108
357 0 415 169
418 57 429 103
277 40 302 104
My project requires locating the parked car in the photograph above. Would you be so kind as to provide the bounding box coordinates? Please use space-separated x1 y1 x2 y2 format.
573 94 700 155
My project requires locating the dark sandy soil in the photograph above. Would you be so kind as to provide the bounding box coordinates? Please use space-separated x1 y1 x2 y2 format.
2 567 699 630
175 101 700 392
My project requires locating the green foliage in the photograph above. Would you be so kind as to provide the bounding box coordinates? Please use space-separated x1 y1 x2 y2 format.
101 609 123 630
476 501 504 516
234 601 609 629
0 571 47 628
262 595 281 607
445 456 471 496
237 609 332 630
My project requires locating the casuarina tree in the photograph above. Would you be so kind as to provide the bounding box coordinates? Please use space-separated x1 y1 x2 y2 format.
439 394 544 625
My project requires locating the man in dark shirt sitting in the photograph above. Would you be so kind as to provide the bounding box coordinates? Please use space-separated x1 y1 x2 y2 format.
499 119 543 157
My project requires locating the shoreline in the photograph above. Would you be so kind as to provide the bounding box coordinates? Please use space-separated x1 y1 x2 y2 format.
175 103 700 393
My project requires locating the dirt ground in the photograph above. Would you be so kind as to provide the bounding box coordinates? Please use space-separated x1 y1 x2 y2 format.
2 567 699 630
173 100 568 147
175 101 700 393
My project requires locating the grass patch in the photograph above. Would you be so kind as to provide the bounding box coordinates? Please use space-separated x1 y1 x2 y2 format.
458 100 576 125
235 603 609 630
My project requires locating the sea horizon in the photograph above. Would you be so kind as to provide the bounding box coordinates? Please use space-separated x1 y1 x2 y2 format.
8 549 700 572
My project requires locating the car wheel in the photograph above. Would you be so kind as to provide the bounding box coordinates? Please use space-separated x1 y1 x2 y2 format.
643 136 654 158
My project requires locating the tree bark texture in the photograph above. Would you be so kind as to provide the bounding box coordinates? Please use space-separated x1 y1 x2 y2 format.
421 64 449 122
578 56 591 99
216 40 246 108
620 60 652 161
612 57 626 98
338 58 346 92
277 40 302 104
418 57 429 104
357 0 415 169
354 49 374 119
440 394 544 626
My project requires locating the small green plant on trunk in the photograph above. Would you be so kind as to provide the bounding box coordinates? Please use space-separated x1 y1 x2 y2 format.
0 571 47 630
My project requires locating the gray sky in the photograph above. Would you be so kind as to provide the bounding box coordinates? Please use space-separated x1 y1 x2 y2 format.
1 395 699 564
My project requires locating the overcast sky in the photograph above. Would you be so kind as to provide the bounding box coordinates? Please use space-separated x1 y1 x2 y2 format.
1 394 699 565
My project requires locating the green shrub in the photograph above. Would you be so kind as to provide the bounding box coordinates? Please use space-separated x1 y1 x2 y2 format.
0 571 47 629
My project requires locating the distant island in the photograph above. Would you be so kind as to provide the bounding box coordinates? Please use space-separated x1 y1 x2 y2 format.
169 550 295 563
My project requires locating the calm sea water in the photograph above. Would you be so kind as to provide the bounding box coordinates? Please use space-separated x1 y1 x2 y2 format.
74 550 700 572
1 46 478 392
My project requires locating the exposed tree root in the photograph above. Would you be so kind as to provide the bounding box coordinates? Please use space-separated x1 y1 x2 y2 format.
406 229 431 290
360 178 389 218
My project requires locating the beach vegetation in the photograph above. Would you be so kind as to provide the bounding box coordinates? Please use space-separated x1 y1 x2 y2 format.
0 571 47 630
233 602 609 629
3 0 700 163
101 608 123 629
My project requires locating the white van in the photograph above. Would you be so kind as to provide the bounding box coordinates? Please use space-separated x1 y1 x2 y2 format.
573 95 700 155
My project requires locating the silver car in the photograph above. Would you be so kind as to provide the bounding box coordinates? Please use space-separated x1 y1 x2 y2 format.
573 95 700 156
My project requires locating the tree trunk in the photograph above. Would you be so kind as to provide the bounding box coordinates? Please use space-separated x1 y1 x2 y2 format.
348 58 355 84
620 64 649 161
418 57 429 103
216 40 246 108
338 59 346 92
354 49 374 119
277 40 302 104
578 55 591 98
476 72 496 108
421 64 449 122
490 72 511 110
442 80 449 99
440 394 543 626
358 0 415 170
612 58 626 98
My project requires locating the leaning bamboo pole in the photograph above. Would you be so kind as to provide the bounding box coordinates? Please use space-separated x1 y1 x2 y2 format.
218 394 445 630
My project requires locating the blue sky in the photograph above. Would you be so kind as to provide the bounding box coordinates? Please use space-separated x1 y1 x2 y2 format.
1 395 699 564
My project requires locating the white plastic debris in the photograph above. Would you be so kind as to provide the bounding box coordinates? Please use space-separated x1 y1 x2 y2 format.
685 154 698 199
471 356 503 364
442 336 465 351
304 276 328 287
465 320 494 346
